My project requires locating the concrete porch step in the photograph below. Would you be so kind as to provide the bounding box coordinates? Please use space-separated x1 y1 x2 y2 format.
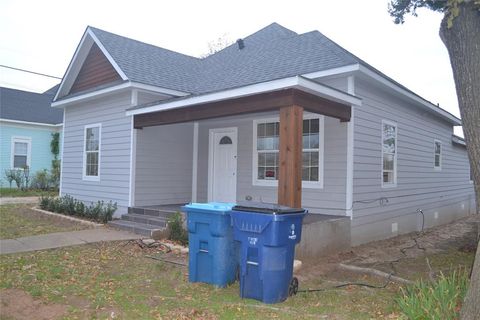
108 219 166 239
128 207 177 219
121 213 168 228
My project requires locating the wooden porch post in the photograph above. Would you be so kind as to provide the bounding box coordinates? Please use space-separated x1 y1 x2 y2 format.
278 105 303 208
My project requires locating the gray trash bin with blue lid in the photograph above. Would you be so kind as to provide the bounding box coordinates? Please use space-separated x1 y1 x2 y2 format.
230 202 307 303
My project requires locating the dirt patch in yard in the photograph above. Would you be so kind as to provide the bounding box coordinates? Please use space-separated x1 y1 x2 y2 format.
0 204 89 239
0 288 68 320
298 214 479 285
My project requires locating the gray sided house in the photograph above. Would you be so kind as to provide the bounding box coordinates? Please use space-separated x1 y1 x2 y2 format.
53 23 475 246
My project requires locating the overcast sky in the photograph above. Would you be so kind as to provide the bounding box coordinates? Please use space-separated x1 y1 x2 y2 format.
0 0 460 127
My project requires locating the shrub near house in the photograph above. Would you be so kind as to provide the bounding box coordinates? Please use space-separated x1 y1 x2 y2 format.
39 194 117 223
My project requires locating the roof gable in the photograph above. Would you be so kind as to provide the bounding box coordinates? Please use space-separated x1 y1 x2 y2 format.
88 27 202 93
69 43 122 95
54 27 128 101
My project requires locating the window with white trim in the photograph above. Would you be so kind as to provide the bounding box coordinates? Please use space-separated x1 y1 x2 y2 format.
83 124 101 180
11 137 31 169
434 140 442 169
253 115 323 188
382 121 397 186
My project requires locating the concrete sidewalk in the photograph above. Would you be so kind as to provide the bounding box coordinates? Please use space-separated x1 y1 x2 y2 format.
0 197 39 205
0 227 142 255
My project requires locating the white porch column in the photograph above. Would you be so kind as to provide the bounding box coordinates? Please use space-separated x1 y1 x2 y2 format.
191 122 199 202
346 76 355 218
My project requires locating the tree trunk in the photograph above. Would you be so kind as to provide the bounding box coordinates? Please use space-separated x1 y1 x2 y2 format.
440 2 480 319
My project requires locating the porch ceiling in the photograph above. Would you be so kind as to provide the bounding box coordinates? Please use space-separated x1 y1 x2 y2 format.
133 88 351 129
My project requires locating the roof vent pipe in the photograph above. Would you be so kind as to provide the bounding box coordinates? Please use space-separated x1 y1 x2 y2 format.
237 39 245 50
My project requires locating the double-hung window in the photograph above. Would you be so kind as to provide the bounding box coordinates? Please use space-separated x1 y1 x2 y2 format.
382 120 397 187
253 115 324 188
83 124 101 180
11 137 31 169
434 140 442 170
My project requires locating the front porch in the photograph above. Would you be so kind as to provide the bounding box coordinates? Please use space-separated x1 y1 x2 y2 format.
115 77 360 256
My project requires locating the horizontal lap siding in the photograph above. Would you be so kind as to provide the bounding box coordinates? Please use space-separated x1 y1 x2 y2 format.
196 112 347 215
61 93 132 214
134 123 193 206
351 80 474 245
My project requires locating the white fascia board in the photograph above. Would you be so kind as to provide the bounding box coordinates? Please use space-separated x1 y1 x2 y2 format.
452 135 466 146
358 64 461 125
126 76 361 116
302 64 360 79
52 82 131 107
296 77 361 106
0 118 63 128
52 81 188 108
54 29 92 101
130 82 189 97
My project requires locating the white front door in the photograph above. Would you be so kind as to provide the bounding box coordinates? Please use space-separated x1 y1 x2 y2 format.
208 127 237 203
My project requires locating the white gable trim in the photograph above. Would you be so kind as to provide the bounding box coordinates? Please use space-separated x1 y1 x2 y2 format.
303 63 461 126
54 27 128 102
51 81 188 108
357 65 461 126
126 76 361 116
303 64 360 79
0 118 62 128
88 29 127 80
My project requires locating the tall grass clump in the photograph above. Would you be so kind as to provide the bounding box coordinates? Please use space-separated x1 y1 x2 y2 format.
168 212 188 246
396 269 469 320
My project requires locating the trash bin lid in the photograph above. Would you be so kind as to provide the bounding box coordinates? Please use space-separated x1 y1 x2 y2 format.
183 202 235 212
232 201 305 215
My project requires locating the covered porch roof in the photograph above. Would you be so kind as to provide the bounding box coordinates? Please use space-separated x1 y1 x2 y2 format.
127 76 362 209
126 76 362 128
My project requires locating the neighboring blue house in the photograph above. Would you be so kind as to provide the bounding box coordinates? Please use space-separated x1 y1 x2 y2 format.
0 86 63 188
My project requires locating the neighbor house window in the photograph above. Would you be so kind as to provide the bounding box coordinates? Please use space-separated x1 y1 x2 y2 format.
434 140 442 169
382 120 397 187
83 124 101 180
11 137 31 169
253 115 324 188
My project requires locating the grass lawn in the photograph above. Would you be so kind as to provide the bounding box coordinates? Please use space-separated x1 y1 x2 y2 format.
0 204 89 239
0 188 58 198
0 242 402 319
0 215 476 319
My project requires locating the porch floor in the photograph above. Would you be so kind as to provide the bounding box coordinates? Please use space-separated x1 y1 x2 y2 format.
135 204 186 213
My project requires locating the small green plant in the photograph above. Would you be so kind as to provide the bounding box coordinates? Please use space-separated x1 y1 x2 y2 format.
50 133 61 188
4 170 14 188
168 212 188 246
5 169 24 189
21 166 30 190
32 169 50 190
100 201 117 223
39 195 52 210
396 269 469 320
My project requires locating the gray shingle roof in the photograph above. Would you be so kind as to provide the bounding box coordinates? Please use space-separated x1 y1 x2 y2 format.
0 87 63 124
89 23 360 95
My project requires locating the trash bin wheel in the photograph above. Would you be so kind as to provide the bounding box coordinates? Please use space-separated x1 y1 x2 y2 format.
288 277 299 296
235 265 240 282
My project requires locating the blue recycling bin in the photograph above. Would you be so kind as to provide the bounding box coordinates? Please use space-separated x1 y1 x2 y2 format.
182 202 238 288
231 202 307 304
